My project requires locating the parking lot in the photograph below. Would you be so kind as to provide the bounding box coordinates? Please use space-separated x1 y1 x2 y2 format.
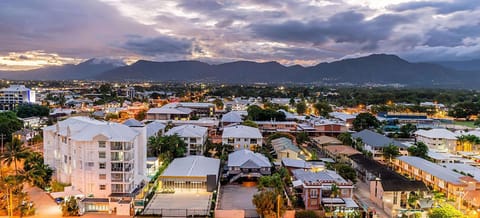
143 192 211 216
218 184 259 217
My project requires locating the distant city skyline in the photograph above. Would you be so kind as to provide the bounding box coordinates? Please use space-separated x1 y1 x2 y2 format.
1 0 479 70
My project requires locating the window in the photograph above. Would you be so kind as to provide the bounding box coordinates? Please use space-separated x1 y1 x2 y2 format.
309 189 318 198
98 141 106 148
99 185 106 190
250 139 257 144
190 138 197 143
227 138 234 144
99 174 106 180
99 151 106 159
99 163 106 169
64 155 68 163
87 162 94 167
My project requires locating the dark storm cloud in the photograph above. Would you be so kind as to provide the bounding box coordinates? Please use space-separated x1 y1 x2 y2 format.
250 11 410 50
121 35 193 56
390 0 479 14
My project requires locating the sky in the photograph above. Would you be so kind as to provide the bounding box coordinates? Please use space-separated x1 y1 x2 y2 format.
1 0 480 70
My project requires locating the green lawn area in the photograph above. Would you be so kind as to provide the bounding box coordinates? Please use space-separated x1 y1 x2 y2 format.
454 120 477 128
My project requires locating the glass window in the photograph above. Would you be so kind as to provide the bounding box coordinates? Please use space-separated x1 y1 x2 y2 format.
100 185 106 190
87 162 94 167
99 163 106 169
99 174 106 180
98 141 106 148
99 151 106 159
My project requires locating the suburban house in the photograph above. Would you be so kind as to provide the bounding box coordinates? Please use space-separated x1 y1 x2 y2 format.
227 149 272 182
323 145 361 164
165 125 208 155
222 125 263 151
414 129 458 153
43 117 147 215
271 137 302 160
394 156 479 200
145 121 166 138
352 130 408 161
292 169 356 211
146 106 192 120
220 111 244 126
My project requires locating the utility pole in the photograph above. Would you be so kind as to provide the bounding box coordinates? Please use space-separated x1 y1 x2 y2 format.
0 133 5 153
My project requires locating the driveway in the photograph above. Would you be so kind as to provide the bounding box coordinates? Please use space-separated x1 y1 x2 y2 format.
354 181 389 218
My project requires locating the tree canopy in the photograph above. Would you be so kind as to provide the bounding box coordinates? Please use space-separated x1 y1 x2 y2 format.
430 203 465 218
295 102 307 115
147 134 187 160
247 105 286 121
352 112 380 131
16 104 49 118
407 142 429 159
313 101 332 117
0 112 23 142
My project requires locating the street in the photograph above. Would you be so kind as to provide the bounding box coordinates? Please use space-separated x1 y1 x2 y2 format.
354 181 389 218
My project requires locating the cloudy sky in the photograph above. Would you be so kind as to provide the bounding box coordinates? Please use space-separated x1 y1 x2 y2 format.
1 0 479 70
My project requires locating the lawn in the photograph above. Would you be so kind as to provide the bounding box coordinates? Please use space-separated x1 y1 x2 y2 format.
454 120 477 128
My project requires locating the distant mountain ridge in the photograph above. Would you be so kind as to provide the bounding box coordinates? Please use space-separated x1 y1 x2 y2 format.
1 54 479 87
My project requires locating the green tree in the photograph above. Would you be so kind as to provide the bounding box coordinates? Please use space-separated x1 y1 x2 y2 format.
337 132 353 146
23 152 53 189
16 104 50 118
296 132 310 145
0 112 23 142
430 203 465 218
382 144 400 167
61 197 80 216
147 134 187 160
352 113 380 131
328 163 357 184
213 98 224 109
252 190 285 218
407 142 429 159
296 102 307 115
475 117 480 127
313 101 332 117
242 120 259 128
399 123 416 138
1 138 30 177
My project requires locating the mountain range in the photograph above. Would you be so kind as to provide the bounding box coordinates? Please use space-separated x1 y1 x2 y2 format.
1 54 479 87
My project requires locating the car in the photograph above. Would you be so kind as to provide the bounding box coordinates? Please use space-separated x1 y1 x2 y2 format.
54 197 64 204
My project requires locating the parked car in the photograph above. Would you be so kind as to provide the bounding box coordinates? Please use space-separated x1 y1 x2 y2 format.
54 197 64 204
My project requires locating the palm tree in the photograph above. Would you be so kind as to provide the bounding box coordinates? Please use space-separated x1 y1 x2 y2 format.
23 152 53 189
382 144 400 168
0 138 30 177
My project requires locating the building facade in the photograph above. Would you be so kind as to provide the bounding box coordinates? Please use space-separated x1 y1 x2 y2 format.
0 85 35 110
222 125 263 151
43 117 147 214
165 124 208 155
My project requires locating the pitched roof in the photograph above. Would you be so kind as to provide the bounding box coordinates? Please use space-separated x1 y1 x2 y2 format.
281 158 311 169
352 129 407 148
415 129 457 140
44 116 139 141
324 145 361 156
146 121 166 138
312 136 342 145
271 137 301 153
161 156 220 177
228 149 271 168
221 111 243 123
397 156 470 185
348 154 428 191
222 125 262 138
165 124 207 138
293 169 349 185
123 118 144 127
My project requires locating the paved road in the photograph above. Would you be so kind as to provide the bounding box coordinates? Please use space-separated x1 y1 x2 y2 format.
354 181 390 218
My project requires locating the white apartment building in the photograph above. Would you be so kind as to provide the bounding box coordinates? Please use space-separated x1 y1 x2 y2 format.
415 129 457 152
43 117 147 214
0 85 35 110
165 124 208 155
222 125 263 151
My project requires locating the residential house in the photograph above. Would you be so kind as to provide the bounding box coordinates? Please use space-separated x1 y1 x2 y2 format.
292 169 356 210
222 125 263 151
323 145 361 163
220 111 244 127
271 137 302 160
255 121 297 134
352 130 408 161
227 150 271 182
165 125 208 155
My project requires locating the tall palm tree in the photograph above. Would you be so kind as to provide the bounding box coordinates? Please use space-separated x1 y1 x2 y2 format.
0 138 30 177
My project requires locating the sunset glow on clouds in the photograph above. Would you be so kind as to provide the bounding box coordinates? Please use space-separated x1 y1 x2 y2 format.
0 0 479 70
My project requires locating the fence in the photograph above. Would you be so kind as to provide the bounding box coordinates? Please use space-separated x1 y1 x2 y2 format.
141 208 210 217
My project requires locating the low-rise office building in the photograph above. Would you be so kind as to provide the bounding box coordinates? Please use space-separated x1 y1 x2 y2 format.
415 129 457 153
0 85 35 110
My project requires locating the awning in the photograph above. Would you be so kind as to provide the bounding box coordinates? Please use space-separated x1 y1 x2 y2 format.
343 198 359 208
292 180 303 188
